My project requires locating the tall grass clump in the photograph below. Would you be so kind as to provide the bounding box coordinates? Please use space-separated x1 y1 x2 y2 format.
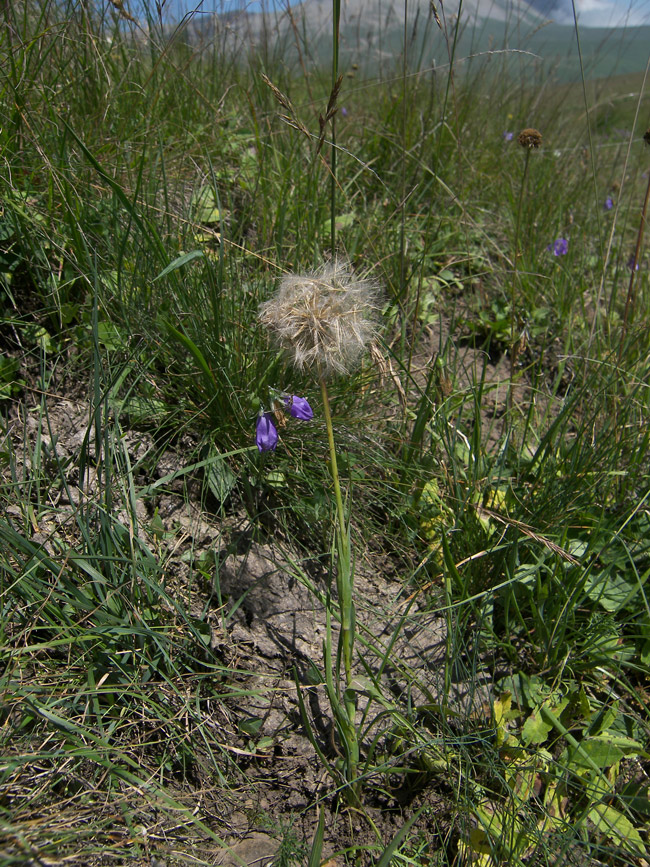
1 0 650 862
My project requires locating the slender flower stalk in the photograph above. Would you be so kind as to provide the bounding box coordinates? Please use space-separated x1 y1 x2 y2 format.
260 261 379 801
319 374 359 792
509 129 542 408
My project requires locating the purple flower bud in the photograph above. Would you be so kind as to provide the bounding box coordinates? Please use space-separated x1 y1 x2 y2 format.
503 131 514 141
627 256 640 272
341 107 348 117
547 238 568 256
604 196 614 211
256 412 278 452
284 395 314 420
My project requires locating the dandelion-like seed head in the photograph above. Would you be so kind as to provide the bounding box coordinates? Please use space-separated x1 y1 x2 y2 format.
259 261 380 378
518 128 543 149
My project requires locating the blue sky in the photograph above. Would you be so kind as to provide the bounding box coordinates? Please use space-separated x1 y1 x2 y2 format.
147 0 650 27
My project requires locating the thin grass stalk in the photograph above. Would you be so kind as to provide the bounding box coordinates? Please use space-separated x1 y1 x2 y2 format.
330 0 341 251
618 169 650 362
570 3 603 264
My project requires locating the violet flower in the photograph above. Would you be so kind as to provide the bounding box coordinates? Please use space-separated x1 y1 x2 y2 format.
604 196 614 211
284 395 314 420
503 131 514 141
547 238 569 256
256 412 278 452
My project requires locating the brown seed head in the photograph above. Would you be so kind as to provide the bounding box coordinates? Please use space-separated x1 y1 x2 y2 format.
518 128 543 149
259 261 380 378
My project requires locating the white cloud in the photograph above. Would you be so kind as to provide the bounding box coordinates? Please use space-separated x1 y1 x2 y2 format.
570 0 650 26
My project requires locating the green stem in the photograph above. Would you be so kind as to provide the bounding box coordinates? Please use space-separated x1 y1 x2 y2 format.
319 374 359 798
509 147 531 413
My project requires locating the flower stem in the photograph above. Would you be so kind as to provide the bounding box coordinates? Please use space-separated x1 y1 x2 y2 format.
509 148 531 414
319 374 359 799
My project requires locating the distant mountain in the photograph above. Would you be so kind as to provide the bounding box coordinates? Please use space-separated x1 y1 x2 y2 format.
179 0 650 80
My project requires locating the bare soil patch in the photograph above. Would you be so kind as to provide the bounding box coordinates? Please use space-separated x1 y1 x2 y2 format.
1 388 494 864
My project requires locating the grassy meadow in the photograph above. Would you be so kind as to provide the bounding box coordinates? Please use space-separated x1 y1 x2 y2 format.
1 1 650 864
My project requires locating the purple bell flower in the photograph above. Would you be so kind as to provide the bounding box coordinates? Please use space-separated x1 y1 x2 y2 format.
284 395 314 420
547 238 569 256
256 412 278 452
503 131 514 141
604 196 614 211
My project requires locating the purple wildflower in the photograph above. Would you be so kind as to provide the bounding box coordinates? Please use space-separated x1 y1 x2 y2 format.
341 107 348 118
627 255 640 272
284 395 314 420
256 412 278 452
547 238 569 256
503 131 514 141
604 196 614 211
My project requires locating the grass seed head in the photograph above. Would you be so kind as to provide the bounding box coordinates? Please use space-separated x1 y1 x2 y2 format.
259 261 380 378
518 128 543 149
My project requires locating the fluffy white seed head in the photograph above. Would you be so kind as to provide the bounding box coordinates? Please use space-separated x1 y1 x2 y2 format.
259 261 381 378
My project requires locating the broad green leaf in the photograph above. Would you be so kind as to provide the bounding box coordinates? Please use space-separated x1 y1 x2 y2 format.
584 571 637 612
619 782 650 819
522 707 553 745
96 321 123 350
191 187 221 224
238 717 263 736
568 734 645 770
206 446 237 503
588 804 646 856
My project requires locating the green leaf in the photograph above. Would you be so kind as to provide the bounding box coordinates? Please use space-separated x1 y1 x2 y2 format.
188 616 212 647
375 804 428 867
588 804 646 856
522 708 553 745
584 572 637 612
238 717 263 737
0 354 20 399
152 250 205 282
308 808 325 867
568 734 645 770
619 782 650 819
96 321 123 351
191 187 221 224
163 319 218 394
206 447 237 503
